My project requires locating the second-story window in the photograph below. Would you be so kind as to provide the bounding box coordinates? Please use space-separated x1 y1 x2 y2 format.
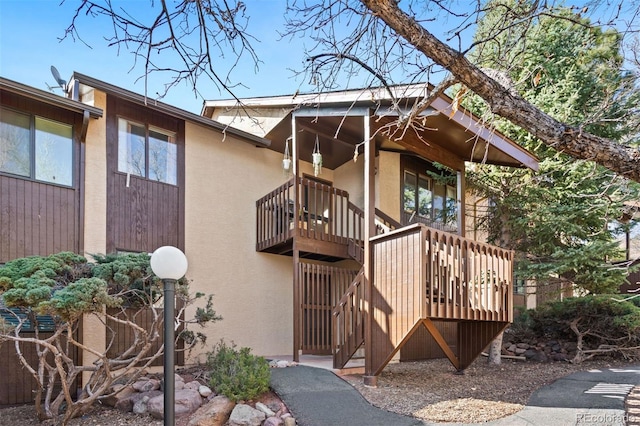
117 118 177 185
402 162 458 232
0 107 73 186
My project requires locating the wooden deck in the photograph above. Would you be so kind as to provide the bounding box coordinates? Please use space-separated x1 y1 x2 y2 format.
257 181 513 374
256 177 361 261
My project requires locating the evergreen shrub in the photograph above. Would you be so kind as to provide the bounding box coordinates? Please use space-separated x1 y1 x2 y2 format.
207 340 270 402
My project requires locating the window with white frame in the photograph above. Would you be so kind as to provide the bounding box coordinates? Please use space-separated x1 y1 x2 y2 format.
118 118 177 185
0 107 73 186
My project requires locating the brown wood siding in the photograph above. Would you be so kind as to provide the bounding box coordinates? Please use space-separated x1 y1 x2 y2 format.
621 263 640 294
0 176 79 262
0 331 80 406
457 321 508 369
106 307 184 367
0 90 84 263
400 320 457 361
105 95 185 253
370 225 425 375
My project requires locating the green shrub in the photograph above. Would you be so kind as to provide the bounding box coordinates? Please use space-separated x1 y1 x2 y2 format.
206 341 270 402
505 306 536 341
529 295 640 347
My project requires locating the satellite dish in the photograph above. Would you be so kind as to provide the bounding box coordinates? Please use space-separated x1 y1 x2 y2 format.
49 65 67 92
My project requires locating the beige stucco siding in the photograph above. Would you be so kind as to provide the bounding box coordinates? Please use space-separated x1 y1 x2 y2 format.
184 122 293 362
81 88 108 382
333 155 364 209
211 107 289 138
82 89 108 258
378 151 401 222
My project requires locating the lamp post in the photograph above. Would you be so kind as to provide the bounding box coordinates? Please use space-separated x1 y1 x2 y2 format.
150 246 188 426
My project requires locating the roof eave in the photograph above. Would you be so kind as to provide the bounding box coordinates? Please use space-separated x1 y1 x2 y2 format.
1 76 103 119
71 72 271 148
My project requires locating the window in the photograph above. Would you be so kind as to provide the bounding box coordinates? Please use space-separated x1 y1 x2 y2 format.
611 219 640 261
118 118 177 185
402 162 458 231
0 107 73 186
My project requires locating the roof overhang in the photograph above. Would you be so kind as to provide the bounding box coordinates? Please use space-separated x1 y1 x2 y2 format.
1 76 103 119
205 84 538 171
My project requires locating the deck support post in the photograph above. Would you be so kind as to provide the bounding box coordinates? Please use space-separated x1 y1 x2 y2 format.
363 111 376 381
292 114 300 363
363 375 378 388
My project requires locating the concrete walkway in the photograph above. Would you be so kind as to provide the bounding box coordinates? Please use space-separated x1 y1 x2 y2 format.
270 363 640 426
270 365 423 426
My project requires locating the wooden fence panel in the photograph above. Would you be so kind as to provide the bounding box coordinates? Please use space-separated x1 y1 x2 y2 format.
297 261 358 355
0 331 79 406
106 307 184 367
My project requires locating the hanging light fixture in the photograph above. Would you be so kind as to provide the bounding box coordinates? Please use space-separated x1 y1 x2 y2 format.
283 137 292 176
312 134 322 177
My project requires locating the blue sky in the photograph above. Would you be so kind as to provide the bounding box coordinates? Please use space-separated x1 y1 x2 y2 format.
0 0 620 115
0 0 307 113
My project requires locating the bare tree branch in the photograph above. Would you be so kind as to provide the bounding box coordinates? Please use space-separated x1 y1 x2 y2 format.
360 0 640 182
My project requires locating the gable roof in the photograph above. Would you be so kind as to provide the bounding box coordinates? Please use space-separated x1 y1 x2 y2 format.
204 85 538 171
69 72 271 147
1 76 103 119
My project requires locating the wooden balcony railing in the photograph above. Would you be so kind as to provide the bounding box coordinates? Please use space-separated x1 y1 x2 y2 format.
371 223 513 322
257 177 366 254
347 202 364 264
256 179 296 251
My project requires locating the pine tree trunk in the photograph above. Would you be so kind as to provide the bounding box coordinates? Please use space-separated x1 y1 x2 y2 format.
488 331 504 365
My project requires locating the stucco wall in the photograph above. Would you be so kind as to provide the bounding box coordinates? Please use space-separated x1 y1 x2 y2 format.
82 89 108 258
81 88 108 382
210 107 288 138
378 151 401 222
184 122 294 363
333 155 364 208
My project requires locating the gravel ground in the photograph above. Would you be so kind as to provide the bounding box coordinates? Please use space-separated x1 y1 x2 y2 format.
0 357 636 425
341 356 637 424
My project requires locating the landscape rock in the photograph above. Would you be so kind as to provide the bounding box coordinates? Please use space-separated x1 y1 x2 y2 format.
198 385 213 397
228 404 266 426
284 417 296 426
133 395 150 414
102 385 136 408
185 380 201 390
147 389 203 419
187 395 236 426
115 390 163 412
133 378 161 392
264 416 284 426
255 401 275 417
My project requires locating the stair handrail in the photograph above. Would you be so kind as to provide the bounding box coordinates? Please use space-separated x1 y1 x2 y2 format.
374 208 401 232
332 267 366 369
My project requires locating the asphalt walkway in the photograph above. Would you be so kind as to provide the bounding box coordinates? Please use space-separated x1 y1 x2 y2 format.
270 364 640 426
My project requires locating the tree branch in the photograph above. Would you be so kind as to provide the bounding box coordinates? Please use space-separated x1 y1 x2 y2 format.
360 0 640 182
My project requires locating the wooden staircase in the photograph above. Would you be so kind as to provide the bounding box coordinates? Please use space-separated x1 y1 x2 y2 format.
255 180 513 376
333 222 514 374
332 267 365 369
